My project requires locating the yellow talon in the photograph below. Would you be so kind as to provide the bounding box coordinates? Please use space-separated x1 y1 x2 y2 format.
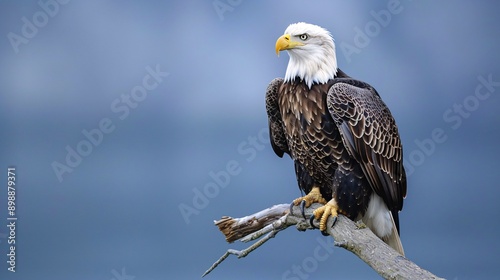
313 199 339 232
292 186 327 207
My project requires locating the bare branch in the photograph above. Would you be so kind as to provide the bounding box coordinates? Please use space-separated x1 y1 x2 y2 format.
214 204 289 243
203 203 443 280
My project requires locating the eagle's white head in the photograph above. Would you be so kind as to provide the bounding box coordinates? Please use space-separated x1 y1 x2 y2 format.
275 22 338 88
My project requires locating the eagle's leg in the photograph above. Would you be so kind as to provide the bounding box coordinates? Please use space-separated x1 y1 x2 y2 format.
291 186 327 219
311 198 339 235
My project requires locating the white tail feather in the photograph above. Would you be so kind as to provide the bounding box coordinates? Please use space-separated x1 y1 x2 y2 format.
383 212 405 256
362 194 404 255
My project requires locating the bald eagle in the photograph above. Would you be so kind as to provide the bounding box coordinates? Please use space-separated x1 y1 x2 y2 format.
267 22 406 255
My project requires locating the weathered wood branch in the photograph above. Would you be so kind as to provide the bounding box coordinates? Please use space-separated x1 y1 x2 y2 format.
203 203 443 280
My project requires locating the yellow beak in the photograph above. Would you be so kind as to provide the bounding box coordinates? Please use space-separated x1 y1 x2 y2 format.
275 34 304 56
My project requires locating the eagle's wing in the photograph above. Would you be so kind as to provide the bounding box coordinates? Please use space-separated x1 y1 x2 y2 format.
266 78 289 157
326 79 407 218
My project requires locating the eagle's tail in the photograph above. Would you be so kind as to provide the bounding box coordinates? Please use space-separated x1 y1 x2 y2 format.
383 212 405 256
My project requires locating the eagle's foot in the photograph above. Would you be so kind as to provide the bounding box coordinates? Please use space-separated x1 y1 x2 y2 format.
310 199 339 234
291 186 327 219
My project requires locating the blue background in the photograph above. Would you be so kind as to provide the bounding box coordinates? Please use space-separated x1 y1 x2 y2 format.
1 0 500 279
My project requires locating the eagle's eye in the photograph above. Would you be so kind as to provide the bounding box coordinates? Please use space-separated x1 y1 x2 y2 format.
299 34 308 41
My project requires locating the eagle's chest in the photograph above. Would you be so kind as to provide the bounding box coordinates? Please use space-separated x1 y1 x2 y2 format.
278 82 341 169
279 88 325 142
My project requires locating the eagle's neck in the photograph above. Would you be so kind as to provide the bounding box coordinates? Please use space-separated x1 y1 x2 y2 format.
284 43 338 89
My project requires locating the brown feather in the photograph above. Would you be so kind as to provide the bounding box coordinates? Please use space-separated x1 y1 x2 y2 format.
327 81 406 212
